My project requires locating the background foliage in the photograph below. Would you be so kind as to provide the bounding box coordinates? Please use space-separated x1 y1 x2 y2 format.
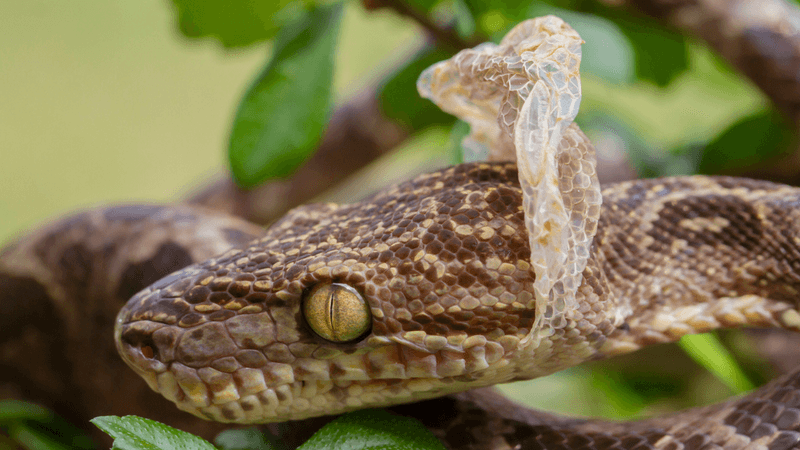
1 0 795 448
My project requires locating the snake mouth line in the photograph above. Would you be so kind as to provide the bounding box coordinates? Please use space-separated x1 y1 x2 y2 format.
169 374 483 424
119 334 489 425
116 317 507 423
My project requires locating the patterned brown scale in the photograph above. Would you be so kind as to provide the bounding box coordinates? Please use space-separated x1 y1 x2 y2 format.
5 164 800 448
114 162 800 450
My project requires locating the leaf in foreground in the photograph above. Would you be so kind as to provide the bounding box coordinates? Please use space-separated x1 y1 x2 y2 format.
228 2 343 187
7 421 77 450
0 400 52 422
1 401 94 450
697 108 793 174
216 427 286 450
379 46 456 131
298 409 446 450
679 333 755 394
617 20 687 87
91 415 216 450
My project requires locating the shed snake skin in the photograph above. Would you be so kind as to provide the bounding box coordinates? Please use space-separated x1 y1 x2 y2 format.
4 13 800 450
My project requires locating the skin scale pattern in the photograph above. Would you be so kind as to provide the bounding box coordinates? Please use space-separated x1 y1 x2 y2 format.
114 162 800 450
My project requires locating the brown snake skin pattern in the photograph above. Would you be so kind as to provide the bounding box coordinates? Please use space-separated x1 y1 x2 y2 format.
110 163 800 449
5 163 800 449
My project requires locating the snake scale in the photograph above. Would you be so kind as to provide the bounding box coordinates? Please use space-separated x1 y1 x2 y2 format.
5 11 800 450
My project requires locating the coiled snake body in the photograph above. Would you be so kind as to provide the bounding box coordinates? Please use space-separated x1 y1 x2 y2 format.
5 164 800 449
5 14 800 450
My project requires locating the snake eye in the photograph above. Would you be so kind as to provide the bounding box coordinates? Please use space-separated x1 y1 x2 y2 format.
303 283 371 342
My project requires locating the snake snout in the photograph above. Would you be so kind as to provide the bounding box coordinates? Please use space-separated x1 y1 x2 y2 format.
115 317 170 391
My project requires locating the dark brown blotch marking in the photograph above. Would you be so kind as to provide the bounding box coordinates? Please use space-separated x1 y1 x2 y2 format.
185 285 211 304
59 243 93 291
117 242 194 301
649 195 764 253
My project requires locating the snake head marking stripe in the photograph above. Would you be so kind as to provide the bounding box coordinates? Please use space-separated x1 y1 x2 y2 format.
114 163 581 424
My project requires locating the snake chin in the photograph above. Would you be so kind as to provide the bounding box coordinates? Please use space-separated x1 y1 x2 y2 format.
115 285 534 423
187 379 473 423
143 372 514 424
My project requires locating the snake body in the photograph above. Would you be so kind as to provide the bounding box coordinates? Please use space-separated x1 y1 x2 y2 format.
113 160 800 449
5 12 800 450
0 204 266 439
4 164 800 448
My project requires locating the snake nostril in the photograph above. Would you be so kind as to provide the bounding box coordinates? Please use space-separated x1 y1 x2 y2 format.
140 344 157 360
121 329 160 362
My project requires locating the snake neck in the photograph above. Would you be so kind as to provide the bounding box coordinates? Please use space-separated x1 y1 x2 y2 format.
593 175 800 357
507 174 800 378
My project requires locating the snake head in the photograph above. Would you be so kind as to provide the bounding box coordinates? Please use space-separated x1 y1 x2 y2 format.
115 164 558 424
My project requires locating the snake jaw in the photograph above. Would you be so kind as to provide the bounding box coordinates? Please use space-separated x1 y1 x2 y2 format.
117 301 520 424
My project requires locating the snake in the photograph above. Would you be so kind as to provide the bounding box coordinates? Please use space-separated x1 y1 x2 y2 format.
5 13 800 450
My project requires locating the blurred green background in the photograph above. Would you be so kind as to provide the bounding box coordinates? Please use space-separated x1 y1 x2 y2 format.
0 1 767 246
0 0 788 441
0 0 418 244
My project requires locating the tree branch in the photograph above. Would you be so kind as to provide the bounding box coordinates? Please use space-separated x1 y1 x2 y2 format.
363 0 481 51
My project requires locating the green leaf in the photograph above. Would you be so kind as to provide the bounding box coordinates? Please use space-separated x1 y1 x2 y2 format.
447 120 471 164
380 46 456 131
585 370 647 419
679 333 756 393
216 428 285 450
461 0 529 29
0 400 52 422
697 108 793 174
1 401 94 450
298 409 446 450
617 21 688 87
91 415 217 450
228 3 344 187
451 0 477 39
405 0 440 14
169 0 302 48
7 421 74 450
530 0 688 86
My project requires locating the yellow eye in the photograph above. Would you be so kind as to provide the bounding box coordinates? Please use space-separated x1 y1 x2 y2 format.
303 283 371 342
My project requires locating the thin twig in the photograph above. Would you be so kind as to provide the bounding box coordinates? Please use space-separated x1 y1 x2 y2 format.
370 0 482 51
